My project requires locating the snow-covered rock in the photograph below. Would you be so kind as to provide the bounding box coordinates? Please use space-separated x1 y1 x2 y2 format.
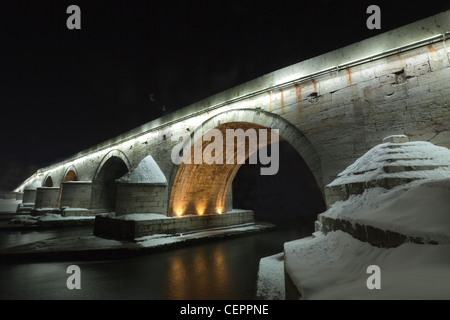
259 140 450 300
326 140 450 205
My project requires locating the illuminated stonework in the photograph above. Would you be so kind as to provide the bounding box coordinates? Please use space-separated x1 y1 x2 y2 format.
169 122 281 216
11 11 450 220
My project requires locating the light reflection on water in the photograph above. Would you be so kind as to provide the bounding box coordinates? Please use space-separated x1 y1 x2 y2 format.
0 221 308 300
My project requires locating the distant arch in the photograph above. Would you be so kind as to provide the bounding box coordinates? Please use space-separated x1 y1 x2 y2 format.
62 166 78 184
43 175 53 187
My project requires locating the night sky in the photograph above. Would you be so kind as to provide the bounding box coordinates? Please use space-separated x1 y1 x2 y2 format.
1 0 449 190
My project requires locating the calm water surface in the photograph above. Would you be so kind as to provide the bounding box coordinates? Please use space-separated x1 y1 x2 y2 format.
0 222 308 300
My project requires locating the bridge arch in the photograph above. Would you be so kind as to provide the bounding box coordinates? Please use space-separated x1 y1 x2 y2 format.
62 166 78 184
168 109 324 218
91 149 131 212
43 174 53 187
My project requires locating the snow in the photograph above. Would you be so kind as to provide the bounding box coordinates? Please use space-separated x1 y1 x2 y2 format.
256 253 285 300
62 207 90 212
284 231 450 299
7 213 95 226
0 199 21 213
135 223 264 247
278 176 450 299
0 222 270 257
257 141 450 299
322 178 450 243
116 155 167 184
327 141 450 187
38 213 95 221
382 134 408 142
115 213 171 221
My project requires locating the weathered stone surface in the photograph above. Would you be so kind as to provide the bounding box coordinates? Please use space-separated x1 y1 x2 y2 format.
34 187 60 209
12 10 450 225
319 215 437 248
94 210 255 241
115 183 168 216
59 181 92 209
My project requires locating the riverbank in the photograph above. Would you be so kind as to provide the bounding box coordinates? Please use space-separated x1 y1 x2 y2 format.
0 221 275 262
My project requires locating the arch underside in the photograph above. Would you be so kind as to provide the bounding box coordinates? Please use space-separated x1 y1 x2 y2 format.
170 122 269 216
63 169 77 182
91 156 129 211
169 117 323 217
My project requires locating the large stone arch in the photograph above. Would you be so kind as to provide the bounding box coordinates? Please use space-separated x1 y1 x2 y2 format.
168 109 324 217
91 149 131 212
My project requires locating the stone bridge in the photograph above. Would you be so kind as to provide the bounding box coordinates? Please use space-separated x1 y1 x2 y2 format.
14 11 450 224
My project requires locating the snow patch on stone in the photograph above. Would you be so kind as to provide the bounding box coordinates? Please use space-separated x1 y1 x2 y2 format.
116 155 167 184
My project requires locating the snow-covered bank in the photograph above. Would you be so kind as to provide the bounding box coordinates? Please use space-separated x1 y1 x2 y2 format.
256 252 285 300
320 178 450 244
284 230 450 299
0 222 274 261
258 139 450 299
3 213 96 229
277 177 450 300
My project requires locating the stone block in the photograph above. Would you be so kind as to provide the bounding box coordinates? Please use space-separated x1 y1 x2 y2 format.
115 183 168 215
60 181 92 209
94 210 255 240
34 187 60 209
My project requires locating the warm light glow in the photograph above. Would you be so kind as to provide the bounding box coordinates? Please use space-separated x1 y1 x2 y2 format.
217 208 222 214
176 210 183 217
198 210 204 216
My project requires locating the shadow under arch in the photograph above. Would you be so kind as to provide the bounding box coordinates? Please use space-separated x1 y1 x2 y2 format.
91 149 131 212
168 108 324 217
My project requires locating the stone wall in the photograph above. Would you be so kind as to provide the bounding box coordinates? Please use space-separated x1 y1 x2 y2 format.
94 210 255 241
115 183 168 216
34 187 60 209
22 189 36 204
13 10 450 217
59 181 92 209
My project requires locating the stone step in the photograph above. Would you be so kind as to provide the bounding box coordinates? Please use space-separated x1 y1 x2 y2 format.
382 164 448 173
317 215 442 248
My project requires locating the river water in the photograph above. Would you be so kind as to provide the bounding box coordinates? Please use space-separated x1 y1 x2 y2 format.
0 221 309 300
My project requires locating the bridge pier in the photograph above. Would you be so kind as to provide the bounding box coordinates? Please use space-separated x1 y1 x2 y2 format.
34 187 60 209
115 183 168 216
22 188 37 204
93 209 256 241
60 181 92 209
17 181 41 214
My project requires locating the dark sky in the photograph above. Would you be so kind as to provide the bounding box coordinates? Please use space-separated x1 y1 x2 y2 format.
1 0 449 190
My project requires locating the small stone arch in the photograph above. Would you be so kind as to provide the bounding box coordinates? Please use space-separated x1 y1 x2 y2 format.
62 166 78 184
43 175 54 187
93 149 132 181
